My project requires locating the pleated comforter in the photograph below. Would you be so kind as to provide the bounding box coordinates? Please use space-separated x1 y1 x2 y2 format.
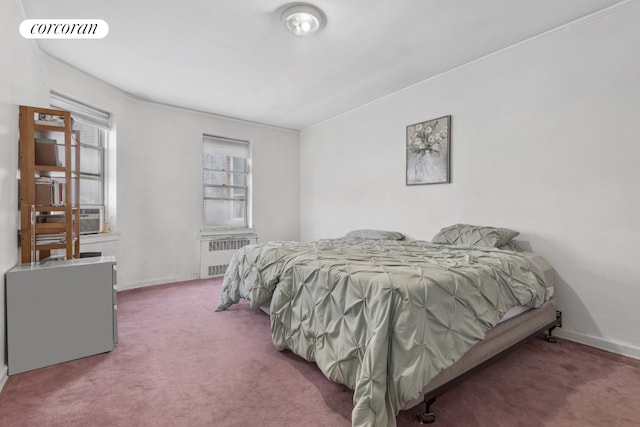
216 238 550 427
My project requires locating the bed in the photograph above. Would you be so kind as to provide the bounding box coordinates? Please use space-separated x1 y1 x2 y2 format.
216 225 556 426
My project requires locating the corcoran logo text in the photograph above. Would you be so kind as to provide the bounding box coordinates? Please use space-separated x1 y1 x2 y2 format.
20 19 109 39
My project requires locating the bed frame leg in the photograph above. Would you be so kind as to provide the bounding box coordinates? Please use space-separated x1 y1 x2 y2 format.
545 325 557 343
417 397 436 424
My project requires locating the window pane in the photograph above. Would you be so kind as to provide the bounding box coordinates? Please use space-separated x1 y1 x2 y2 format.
73 121 101 147
203 153 246 172
80 146 101 175
231 157 246 172
79 177 102 205
204 199 246 228
203 153 225 170
204 187 246 200
203 170 247 187
72 119 104 206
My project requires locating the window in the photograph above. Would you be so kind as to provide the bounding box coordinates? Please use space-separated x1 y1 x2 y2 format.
74 120 105 206
202 135 250 229
50 92 109 209
49 91 114 239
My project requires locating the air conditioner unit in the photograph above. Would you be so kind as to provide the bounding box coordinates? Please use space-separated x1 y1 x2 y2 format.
79 207 104 234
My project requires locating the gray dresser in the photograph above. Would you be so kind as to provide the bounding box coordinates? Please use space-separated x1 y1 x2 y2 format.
6 256 118 375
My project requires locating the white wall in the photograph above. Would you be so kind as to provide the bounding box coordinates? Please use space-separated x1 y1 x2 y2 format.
1 0 299 379
0 0 50 386
44 54 300 289
45 58 300 290
300 2 640 358
113 97 299 288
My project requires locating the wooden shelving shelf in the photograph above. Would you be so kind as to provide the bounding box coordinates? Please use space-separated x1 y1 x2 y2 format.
34 223 66 233
19 105 80 263
34 165 66 173
34 123 69 132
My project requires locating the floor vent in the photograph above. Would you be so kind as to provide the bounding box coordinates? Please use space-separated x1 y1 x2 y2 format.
200 234 257 279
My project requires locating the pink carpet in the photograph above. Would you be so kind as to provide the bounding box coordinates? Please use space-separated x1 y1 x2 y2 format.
1 278 639 426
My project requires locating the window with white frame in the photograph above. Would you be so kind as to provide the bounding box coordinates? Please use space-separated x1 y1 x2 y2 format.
202 134 250 229
50 91 110 221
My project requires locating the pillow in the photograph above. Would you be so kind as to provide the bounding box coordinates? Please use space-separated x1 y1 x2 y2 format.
432 224 519 248
498 240 521 251
344 229 405 240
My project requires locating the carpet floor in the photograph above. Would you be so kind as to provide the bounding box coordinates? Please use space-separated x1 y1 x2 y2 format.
1 278 639 426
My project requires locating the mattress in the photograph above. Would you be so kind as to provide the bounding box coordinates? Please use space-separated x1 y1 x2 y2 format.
217 239 552 427
402 251 557 410
402 297 557 410
499 286 553 323
257 290 557 415
261 251 554 324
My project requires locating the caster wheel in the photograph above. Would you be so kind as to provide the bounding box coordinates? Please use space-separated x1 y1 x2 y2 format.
417 412 436 424
545 335 557 343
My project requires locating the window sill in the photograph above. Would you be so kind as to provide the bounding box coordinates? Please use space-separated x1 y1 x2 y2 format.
200 228 256 239
80 232 121 245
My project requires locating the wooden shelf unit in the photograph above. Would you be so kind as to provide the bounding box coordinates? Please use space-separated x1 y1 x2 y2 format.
19 105 81 263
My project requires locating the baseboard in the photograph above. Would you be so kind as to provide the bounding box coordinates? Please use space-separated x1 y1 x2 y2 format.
0 365 8 392
555 329 640 360
119 273 200 291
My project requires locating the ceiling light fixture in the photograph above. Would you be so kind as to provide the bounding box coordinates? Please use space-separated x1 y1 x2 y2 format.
281 4 325 36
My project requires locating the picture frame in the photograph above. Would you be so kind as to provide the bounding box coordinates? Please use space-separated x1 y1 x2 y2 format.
406 115 451 185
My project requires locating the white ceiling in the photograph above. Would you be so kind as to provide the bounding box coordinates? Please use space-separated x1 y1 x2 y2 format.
21 0 623 130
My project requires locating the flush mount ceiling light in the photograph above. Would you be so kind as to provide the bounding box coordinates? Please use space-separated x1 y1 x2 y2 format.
281 4 325 36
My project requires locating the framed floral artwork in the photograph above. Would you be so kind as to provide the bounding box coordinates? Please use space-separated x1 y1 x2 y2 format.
406 115 451 185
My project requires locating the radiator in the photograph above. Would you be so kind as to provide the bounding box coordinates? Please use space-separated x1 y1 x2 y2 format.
199 234 257 279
